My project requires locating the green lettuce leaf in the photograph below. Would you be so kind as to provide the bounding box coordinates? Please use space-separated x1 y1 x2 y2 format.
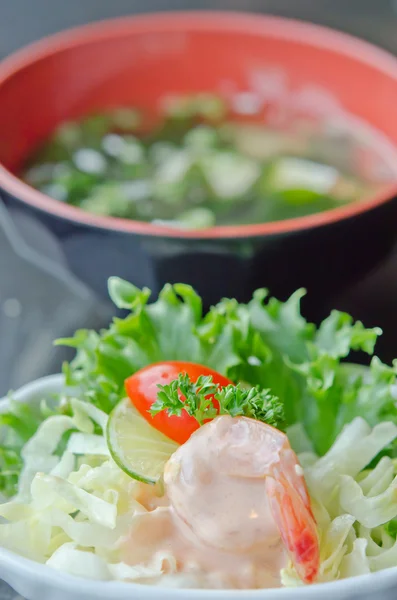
232 290 390 455
56 278 243 415
1 276 396 497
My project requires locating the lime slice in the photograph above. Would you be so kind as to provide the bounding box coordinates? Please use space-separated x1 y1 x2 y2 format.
106 398 179 485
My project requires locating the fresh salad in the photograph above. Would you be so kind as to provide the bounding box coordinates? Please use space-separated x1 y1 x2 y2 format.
1 278 397 589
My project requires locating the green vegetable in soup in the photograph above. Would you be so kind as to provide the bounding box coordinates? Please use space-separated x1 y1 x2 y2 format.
21 94 381 228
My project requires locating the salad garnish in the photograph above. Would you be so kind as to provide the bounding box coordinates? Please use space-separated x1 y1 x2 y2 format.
124 361 284 444
125 361 233 444
107 398 178 485
151 372 285 428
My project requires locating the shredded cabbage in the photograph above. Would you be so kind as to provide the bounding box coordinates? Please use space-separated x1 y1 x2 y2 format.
282 417 397 586
0 400 178 583
66 432 110 456
3 394 397 588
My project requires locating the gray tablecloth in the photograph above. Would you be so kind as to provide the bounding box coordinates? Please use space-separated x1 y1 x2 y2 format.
0 583 22 600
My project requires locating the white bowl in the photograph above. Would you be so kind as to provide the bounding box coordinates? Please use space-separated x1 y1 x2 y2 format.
1 375 397 600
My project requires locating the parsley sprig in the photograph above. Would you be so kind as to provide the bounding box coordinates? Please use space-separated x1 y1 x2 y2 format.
150 373 285 430
151 374 219 424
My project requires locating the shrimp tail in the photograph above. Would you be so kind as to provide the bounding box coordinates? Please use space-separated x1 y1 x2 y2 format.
266 475 320 584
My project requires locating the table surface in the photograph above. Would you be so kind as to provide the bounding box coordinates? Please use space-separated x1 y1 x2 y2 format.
1 0 397 597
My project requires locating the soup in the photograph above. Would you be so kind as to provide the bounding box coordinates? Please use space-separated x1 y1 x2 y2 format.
21 94 396 229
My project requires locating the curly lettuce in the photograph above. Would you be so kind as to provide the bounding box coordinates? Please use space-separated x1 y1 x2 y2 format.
1 277 397 498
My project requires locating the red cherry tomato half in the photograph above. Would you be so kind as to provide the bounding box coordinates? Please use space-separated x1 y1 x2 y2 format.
125 361 232 444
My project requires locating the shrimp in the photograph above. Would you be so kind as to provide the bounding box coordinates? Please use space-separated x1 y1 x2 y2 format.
164 415 319 585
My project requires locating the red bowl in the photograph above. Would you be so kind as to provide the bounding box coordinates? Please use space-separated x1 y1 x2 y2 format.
1 12 397 312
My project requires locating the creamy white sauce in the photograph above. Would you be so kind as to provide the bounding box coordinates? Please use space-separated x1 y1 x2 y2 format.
122 416 289 589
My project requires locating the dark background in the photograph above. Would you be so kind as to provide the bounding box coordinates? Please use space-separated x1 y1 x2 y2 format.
2 0 397 58
2 0 397 364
